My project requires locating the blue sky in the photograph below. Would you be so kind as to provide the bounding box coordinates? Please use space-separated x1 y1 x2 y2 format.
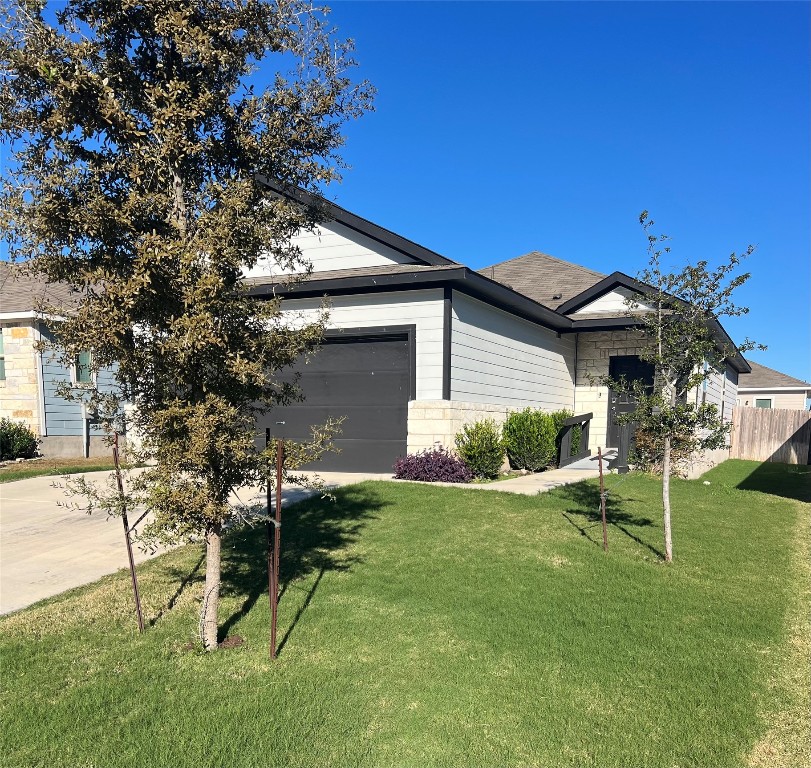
4 2 808 382
308 1 810 382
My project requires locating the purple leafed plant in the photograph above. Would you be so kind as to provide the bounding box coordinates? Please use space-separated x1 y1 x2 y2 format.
393 446 473 483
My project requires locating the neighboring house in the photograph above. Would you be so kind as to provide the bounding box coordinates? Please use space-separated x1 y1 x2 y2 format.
245 181 750 471
737 361 811 411
0 263 118 457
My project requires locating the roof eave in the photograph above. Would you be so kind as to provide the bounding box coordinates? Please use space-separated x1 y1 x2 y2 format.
246 267 573 332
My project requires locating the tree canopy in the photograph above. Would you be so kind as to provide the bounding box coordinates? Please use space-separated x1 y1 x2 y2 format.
0 0 373 648
611 212 761 561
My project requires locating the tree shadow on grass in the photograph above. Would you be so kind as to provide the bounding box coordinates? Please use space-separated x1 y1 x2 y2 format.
148 550 206 627
555 481 664 559
735 462 811 503
218 483 389 645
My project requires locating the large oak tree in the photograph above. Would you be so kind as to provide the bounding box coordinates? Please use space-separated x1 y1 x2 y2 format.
0 0 372 648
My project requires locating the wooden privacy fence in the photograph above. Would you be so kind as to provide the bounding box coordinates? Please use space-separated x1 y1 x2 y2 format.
730 406 811 464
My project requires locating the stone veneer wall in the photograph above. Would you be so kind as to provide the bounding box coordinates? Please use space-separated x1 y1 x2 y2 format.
407 400 521 456
573 329 647 451
0 322 41 434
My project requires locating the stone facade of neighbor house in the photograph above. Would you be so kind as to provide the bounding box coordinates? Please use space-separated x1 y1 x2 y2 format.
0 321 42 435
1 264 123 458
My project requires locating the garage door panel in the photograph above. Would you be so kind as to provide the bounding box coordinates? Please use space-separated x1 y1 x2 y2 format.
264 404 408 440
278 371 409 406
257 334 411 472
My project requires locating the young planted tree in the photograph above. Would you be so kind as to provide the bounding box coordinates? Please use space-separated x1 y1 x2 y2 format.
0 0 372 648
613 212 762 562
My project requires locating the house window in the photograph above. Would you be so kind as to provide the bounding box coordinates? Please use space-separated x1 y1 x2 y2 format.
0 329 5 380
754 398 772 409
75 351 92 383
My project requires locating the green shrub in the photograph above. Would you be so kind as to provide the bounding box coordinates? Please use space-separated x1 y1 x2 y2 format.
0 418 39 461
502 408 558 471
454 419 505 479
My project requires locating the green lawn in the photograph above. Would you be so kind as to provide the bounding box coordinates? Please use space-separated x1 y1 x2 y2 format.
1 460 808 767
0 457 117 483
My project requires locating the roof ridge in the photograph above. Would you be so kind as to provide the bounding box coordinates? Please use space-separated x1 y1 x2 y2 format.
480 251 606 277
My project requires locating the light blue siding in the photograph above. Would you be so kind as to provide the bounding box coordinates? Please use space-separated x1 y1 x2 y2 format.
40 327 121 436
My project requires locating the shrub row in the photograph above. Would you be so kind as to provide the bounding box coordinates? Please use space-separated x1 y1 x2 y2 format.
0 418 39 461
393 408 580 482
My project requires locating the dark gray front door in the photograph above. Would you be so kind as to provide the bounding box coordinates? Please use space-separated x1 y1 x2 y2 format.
258 333 411 472
606 355 655 447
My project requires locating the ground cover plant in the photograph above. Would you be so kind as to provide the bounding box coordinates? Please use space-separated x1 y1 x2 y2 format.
0 460 808 768
392 446 473 483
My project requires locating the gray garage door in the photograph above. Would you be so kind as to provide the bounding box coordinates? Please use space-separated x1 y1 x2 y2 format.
257 333 412 472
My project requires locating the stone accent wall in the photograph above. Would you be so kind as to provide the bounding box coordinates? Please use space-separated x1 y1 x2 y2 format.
407 400 521 455
573 329 647 450
684 447 730 480
0 322 41 434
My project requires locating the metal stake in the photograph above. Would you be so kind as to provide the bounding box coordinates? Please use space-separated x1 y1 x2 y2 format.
113 432 144 632
598 446 608 553
265 428 274 650
270 439 283 659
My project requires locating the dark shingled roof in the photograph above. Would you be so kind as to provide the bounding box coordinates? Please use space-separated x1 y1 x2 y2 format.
0 262 81 314
477 252 605 310
739 360 811 390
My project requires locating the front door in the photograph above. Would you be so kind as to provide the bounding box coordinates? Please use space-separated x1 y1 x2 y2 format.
606 355 655 447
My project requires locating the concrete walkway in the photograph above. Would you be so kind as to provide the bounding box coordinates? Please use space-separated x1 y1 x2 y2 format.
0 464 599 615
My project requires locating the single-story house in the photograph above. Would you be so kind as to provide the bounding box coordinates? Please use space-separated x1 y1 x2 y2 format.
1 184 750 469
737 361 811 411
246 181 750 471
0 263 118 457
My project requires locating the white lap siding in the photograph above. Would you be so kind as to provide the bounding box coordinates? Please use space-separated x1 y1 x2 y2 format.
244 221 414 278
280 289 445 399
450 292 576 409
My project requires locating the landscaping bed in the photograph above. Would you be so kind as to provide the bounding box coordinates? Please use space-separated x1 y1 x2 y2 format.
1 460 808 767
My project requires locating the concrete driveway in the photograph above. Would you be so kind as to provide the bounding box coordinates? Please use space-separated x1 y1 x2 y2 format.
0 469 390 615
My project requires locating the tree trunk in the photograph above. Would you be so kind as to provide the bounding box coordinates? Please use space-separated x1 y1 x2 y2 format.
662 435 673 562
201 526 222 650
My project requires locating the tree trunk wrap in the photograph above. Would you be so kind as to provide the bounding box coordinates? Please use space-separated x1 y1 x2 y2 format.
662 436 673 562
202 527 222 650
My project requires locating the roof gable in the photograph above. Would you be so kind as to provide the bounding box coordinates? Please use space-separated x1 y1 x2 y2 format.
476 252 605 309
257 177 458 269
